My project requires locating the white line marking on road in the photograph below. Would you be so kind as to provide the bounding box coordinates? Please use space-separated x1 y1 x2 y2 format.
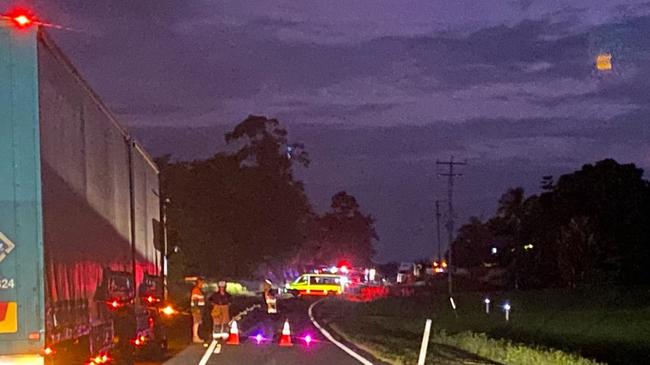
197 303 261 365
308 299 374 365
198 340 218 365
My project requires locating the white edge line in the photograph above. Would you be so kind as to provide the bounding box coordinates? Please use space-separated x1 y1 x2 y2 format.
308 299 374 365
198 303 260 365
198 340 218 365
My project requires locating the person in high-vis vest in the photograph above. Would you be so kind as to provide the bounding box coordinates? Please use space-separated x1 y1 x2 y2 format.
191 277 206 343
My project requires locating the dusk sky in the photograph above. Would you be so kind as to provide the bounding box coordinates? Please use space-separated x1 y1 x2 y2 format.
7 0 650 262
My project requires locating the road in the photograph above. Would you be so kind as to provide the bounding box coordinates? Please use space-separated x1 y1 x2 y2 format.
158 297 383 365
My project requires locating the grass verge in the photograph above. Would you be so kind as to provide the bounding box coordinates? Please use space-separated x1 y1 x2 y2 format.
318 287 650 364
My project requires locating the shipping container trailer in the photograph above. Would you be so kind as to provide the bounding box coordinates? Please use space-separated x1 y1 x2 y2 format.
1 16 165 365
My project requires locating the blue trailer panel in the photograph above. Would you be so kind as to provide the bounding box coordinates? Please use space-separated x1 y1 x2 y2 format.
0 22 46 355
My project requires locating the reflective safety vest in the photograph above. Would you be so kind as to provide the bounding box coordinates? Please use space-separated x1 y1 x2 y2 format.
191 287 205 307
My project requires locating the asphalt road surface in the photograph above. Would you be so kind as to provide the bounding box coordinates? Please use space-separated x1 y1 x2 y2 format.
161 297 382 365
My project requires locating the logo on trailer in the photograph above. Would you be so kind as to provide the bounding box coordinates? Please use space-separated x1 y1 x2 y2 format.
0 232 16 263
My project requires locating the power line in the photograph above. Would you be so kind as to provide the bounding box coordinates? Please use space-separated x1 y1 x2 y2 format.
436 156 466 297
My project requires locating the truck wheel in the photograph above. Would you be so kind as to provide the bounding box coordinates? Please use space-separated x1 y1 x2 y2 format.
146 338 167 361
112 339 135 365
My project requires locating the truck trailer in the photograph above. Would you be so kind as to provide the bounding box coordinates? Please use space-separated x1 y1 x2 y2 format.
1 15 165 364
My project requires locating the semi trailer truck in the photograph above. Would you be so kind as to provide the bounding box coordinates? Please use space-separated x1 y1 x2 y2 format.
1 14 166 364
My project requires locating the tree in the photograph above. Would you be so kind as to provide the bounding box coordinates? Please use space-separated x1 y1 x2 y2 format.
452 217 494 268
475 159 650 289
557 217 599 288
548 159 650 284
309 191 378 267
160 116 315 279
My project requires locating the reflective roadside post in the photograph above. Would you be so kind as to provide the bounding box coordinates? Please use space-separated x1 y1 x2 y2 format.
503 303 511 321
484 298 490 314
417 319 433 365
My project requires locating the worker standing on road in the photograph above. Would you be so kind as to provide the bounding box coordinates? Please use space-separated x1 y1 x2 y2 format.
263 279 277 314
209 281 232 337
190 277 206 343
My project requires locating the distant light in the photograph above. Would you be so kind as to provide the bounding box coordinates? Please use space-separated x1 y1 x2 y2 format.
503 303 511 311
491 247 498 255
596 53 612 71
329 266 338 274
304 335 312 345
369 268 376 281
484 298 490 304
340 265 349 274
255 333 262 344
524 244 534 251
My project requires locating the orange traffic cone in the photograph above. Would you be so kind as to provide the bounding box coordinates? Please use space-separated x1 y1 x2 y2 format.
226 320 240 345
279 319 292 346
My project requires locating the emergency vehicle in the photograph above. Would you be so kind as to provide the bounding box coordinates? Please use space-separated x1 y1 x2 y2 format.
286 274 345 297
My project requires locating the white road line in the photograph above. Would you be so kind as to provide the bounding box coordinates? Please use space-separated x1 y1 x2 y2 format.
198 340 218 365
197 304 260 365
308 299 374 365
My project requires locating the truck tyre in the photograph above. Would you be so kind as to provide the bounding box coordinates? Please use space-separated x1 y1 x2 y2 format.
146 337 167 361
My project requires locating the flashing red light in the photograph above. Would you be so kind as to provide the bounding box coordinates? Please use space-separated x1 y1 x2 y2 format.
13 14 32 27
106 299 125 310
4 8 37 29
44 346 55 356
304 335 312 345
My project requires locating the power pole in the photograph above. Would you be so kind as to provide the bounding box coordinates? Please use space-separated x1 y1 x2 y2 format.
435 200 442 262
437 156 466 297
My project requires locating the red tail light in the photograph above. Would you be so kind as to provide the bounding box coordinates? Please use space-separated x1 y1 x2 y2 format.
145 295 160 304
132 335 146 347
105 299 125 310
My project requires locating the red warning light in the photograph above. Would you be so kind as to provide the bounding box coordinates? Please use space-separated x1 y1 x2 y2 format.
13 14 33 27
3 8 37 29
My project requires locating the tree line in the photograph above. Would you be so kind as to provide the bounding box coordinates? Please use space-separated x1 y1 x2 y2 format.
453 159 650 289
158 115 378 281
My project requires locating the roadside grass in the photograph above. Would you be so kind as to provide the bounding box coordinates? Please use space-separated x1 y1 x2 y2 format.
319 286 650 365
